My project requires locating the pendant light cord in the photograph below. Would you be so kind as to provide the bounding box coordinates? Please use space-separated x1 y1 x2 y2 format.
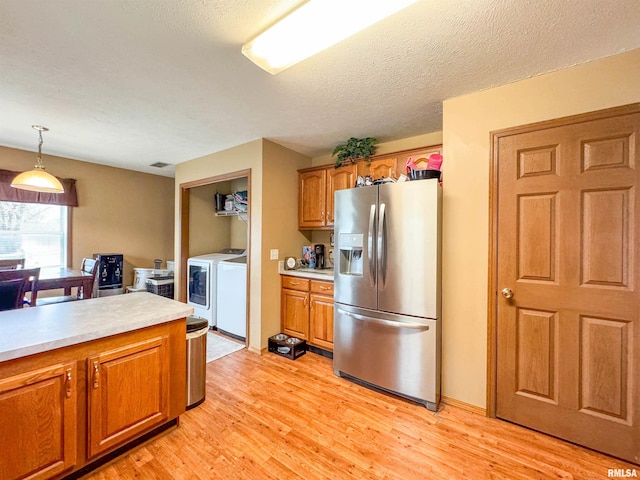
36 128 44 167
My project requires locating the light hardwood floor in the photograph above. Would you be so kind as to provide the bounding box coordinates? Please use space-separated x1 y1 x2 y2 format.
84 350 636 479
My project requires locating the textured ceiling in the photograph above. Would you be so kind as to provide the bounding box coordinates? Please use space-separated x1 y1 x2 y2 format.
1 0 639 177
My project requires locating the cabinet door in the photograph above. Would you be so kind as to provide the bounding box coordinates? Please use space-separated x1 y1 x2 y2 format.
281 288 309 340
326 164 356 227
309 294 334 351
0 362 77 480
398 145 442 173
88 336 170 458
357 157 397 180
298 170 327 228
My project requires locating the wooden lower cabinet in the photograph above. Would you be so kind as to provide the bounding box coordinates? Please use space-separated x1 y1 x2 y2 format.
88 336 170 458
0 320 185 480
0 362 77 480
281 276 334 351
281 288 309 340
309 294 334 350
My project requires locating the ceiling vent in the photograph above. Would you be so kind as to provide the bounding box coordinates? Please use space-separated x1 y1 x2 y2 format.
149 162 170 168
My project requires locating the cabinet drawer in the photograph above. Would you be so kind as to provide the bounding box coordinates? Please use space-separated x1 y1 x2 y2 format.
282 276 310 291
310 280 333 296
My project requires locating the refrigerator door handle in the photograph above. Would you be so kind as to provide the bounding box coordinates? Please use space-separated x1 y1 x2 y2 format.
368 204 376 287
377 202 387 289
337 308 430 330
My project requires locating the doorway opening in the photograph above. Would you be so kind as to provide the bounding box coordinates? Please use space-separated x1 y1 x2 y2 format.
179 169 251 355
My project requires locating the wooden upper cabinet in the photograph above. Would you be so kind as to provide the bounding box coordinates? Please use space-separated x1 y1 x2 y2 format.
0 362 77 480
298 169 326 228
357 157 397 179
326 164 356 227
298 145 441 230
299 164 355 229
88 336 170 458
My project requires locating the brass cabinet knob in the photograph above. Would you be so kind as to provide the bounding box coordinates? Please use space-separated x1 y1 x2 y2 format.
501 288 514 299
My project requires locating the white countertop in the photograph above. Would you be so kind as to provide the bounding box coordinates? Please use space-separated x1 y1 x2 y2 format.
278 261 334 281
0 292 193 363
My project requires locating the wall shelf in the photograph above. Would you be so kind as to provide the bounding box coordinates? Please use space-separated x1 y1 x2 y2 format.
215 210 248 221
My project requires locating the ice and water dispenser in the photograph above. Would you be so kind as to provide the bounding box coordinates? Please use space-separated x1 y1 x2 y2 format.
338 233 364 276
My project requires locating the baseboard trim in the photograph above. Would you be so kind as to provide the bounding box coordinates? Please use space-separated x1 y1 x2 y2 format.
307 345 333 359
247 345 265 354
441 396 487 416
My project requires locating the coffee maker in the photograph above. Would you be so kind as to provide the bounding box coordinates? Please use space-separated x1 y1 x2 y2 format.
314 244 326 269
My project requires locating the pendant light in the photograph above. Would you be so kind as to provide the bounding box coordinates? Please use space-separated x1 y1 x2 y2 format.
11 125 64 194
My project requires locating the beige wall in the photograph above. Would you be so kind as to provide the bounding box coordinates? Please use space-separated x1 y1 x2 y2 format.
175 139 311 352
442 49 640 408
188 181 231 256
0 146 174 287
188 178 248 255
261 140 312 345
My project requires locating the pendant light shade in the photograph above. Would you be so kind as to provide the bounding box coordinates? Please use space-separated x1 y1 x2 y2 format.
11 125 64 194
11 167 64 193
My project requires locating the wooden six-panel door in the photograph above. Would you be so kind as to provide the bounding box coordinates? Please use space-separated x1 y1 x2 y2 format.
495 105 640 464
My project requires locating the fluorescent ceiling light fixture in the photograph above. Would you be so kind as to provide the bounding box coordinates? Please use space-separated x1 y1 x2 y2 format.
242 0 419 74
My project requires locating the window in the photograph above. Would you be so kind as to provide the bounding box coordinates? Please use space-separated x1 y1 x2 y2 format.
0 201 68 269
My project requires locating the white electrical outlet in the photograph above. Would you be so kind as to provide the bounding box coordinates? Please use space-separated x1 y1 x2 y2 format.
270 249 279 260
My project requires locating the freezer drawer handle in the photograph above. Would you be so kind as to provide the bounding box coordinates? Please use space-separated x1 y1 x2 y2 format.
338 309 429 330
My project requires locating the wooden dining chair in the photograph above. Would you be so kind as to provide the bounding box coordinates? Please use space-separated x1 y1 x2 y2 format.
0 278 28 311
0 258 25 270
78 258 99 299
37 258 100 306
0 268 41 307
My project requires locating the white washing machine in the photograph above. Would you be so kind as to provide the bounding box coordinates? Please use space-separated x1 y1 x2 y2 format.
216 256 247 341
187 249 245 328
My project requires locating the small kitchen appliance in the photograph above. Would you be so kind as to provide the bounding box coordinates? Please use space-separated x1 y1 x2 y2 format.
313 243 326 269
93 253 124 296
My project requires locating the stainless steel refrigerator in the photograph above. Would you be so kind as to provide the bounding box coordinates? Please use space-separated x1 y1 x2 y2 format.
333 179 442 411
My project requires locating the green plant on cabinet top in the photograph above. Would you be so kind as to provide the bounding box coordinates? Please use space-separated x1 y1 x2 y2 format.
332 137 376 168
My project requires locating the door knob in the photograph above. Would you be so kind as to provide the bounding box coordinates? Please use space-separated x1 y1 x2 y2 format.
501 288 514 299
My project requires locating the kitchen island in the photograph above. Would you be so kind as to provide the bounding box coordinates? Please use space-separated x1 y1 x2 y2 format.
0 292 193 480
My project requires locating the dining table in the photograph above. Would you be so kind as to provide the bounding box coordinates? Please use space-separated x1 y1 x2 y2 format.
37 267 95 296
